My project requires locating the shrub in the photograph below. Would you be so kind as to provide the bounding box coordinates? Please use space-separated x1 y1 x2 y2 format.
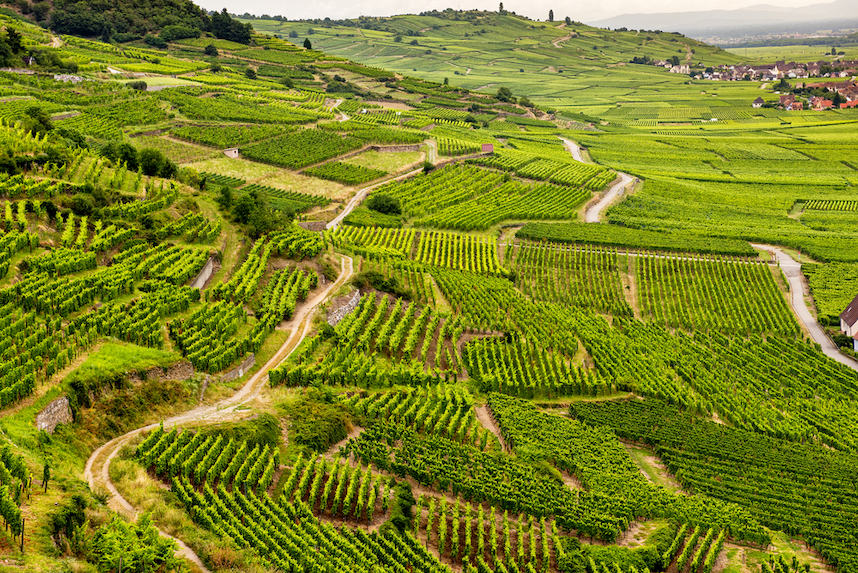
365 193 401 215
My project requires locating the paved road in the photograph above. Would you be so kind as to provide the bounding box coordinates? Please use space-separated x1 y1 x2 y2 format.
84 256 355 572
752 244 858 372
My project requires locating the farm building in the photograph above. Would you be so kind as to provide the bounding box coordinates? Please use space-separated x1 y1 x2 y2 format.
841 294 858 338
752 97 764 108
223 147 239 158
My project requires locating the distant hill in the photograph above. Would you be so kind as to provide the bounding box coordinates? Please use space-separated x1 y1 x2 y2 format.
588 0 858 37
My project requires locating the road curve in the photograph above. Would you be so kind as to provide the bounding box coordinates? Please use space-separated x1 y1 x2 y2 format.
326 138 439 232
584 173 634 223
752 244 858 372
558 137 635 223
84 255 355 571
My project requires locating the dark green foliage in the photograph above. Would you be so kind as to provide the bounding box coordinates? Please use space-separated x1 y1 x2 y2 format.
47 0 208 37
159 24 200 42
126 80 147 91
352 270 410 300
365 193 401 215
139 148 177 178
281 388 350 452
144 34 167 49
49 494 87 540
227 187 293 238
21 105 53 136
304 38 312 50
210 8 252 44
387 482 415 532
100 141 139 171
203 43 218 56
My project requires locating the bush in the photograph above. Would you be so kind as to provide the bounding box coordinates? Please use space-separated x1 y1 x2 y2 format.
204 44 218 56
281 388 350 452
139 148 176 178
126 80 147 91
160 24 200 42
352 270 410 300
143 34 167 49
364 193 401 215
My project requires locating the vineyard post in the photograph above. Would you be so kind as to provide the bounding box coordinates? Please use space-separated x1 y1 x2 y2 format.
20 518 23 553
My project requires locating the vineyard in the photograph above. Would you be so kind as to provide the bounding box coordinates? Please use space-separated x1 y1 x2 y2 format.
370 164 596 231
0 11 855 573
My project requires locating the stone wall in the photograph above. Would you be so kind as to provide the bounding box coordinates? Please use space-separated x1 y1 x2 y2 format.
127 361 195 385
221 353 255 383
327 290 361 326
36 396 73 434
369 144 422 153
190 256 215 290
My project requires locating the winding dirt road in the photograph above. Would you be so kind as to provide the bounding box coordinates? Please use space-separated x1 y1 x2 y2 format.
558 137 636 223
584 173 635 223
84 255 355 571
752 244 858 372
326 140 437 231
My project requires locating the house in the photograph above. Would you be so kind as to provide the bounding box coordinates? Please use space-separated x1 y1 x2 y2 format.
779 94 795 106
842 294 858 338
811 97 833 110
787 101 803 111
752 97 765 108
223 148 240 158
840 101 858 109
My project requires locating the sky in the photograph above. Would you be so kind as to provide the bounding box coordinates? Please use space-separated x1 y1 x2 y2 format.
197 0 818 24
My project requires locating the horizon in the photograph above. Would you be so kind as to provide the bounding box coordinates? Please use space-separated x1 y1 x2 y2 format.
196 0 820 25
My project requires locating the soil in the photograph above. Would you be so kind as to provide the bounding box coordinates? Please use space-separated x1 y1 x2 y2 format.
474 405 507 451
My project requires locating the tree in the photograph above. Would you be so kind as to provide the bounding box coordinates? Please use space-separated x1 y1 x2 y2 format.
216 185 233 209
303 38 312 50
671 55 680 66
496 86 515 103
499 2 504 13
23 106 52 136
443 77 449 85
210 9 252 44
203 43 218 57
139 148 176 178
289 30 298 38
5 28 23 54
565 16 571 25
365 193 401 215
43 464 50 493
244 67 257 80
548 10 554 22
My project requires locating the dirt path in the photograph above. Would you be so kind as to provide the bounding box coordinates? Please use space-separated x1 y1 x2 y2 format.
50 36 62 48
326 140 437 231
557 137 636 223
474 405 508 451
552 33 573 49
584 173 635 223
751 244 858 372
84 255 355 572
559 137 588 163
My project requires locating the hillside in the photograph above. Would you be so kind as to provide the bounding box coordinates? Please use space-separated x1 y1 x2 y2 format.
0 5 854 573
242 11 743 113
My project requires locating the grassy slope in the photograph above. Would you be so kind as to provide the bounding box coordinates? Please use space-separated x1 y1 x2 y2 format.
244 13 743 112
